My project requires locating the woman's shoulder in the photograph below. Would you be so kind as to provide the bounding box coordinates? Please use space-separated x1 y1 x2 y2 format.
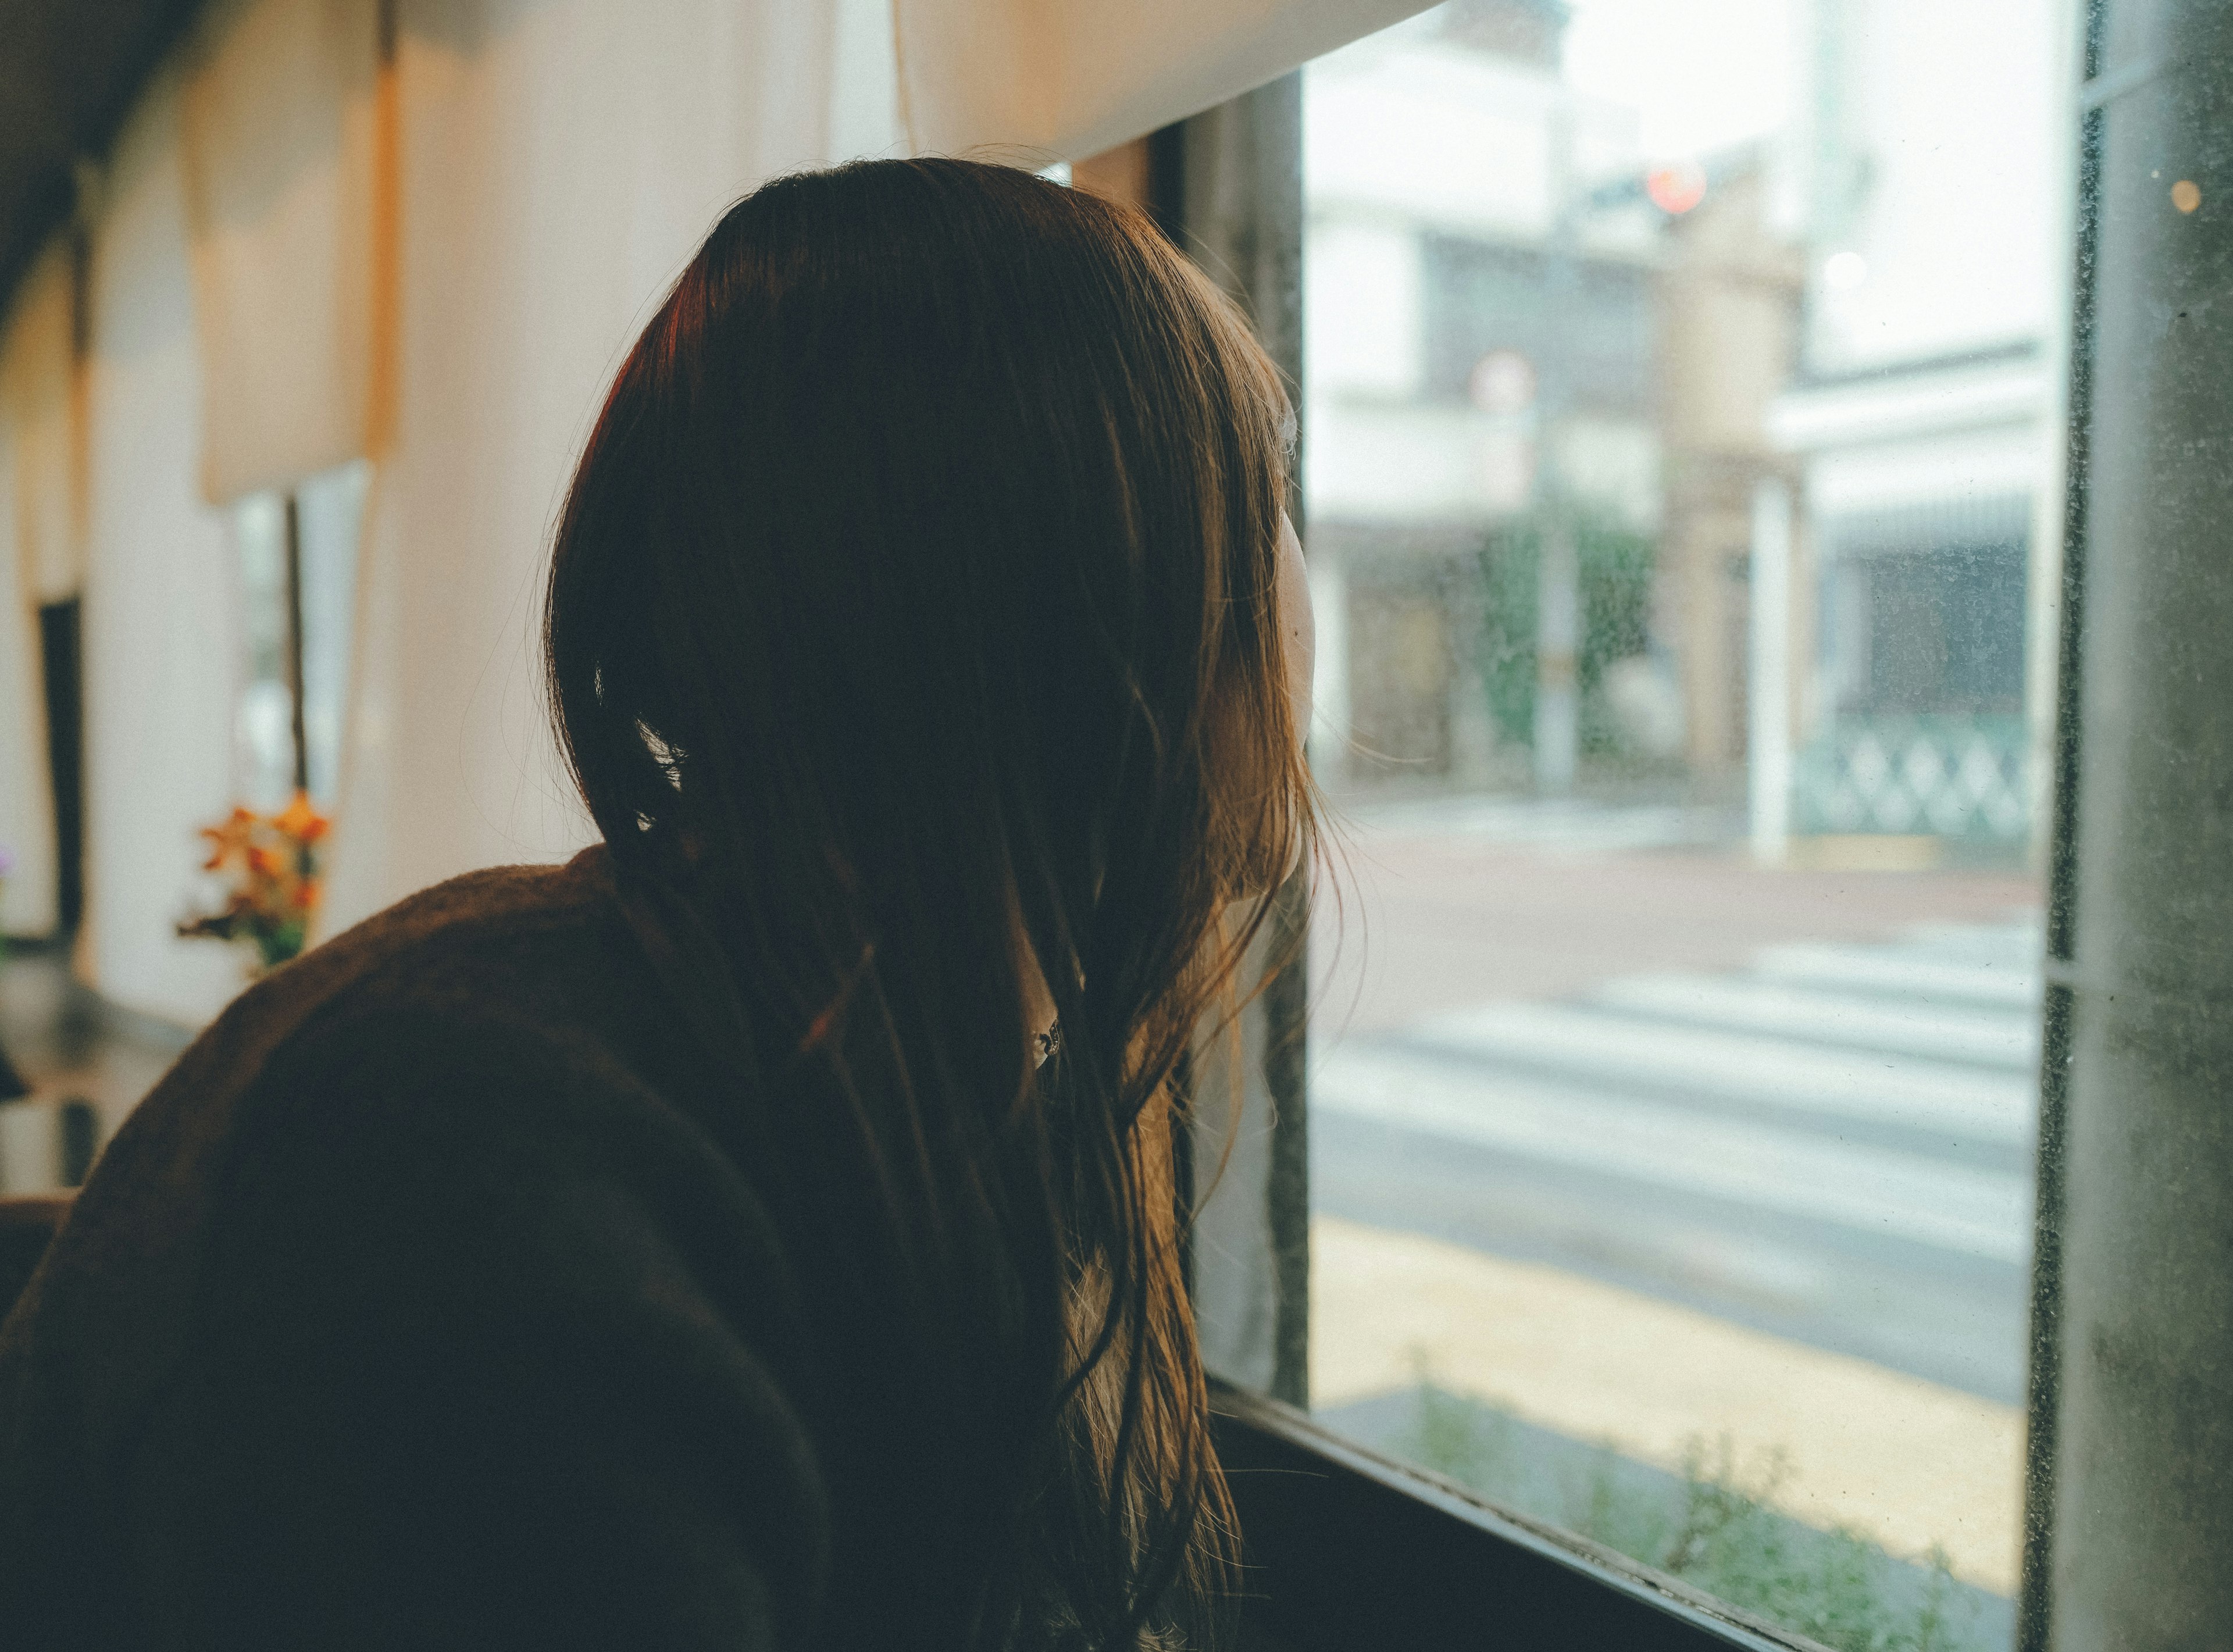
0 844 740 1455
0 850 829 1650
66 845 637 1228
261 845 626 1038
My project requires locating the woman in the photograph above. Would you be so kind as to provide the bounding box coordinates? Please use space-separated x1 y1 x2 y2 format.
0 158 1315 1651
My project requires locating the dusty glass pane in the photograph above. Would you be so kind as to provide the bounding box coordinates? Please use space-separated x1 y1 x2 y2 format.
296 459 369 805
233 491 295 811
230 461 367 811
1300 2 2068 1646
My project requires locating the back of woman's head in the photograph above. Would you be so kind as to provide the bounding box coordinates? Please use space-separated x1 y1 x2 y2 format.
545 158 1310 1649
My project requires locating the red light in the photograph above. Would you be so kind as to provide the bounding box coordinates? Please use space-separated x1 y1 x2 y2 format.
1647 162 1707 216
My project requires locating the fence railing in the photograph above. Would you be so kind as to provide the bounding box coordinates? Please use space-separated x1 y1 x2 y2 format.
1792 713 2029 841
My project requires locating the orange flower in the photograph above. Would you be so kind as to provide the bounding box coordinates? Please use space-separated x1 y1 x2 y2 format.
187 797 330 971
273 791 330 845
198 807 259 872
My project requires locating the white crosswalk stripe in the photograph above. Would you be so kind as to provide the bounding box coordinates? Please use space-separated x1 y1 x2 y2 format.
1312 920 2044 1266
1750 941 2040 1011
1405 999 2031 1141
1589 973 2038 1071
1315 1044 2031 1262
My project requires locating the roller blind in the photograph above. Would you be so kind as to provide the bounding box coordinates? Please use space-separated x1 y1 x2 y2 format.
179 0 393 505
0 242 65 935
895 0 1437 162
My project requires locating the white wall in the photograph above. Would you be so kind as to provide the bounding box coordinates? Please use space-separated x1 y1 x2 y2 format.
1304 34 1641 243
1306 220 1424 399
82 70 256 1025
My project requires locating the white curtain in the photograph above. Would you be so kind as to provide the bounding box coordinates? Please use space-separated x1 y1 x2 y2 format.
0 240 77 938
0 453 53 935
895 0 1435 161
320 0 901 932
81 70 249 1023
1 242 80 609
179 0 393 506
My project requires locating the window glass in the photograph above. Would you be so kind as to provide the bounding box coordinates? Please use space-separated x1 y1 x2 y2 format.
232 490 294 809
231 459 369 809
1301 3 2066 1646
294 460 369 804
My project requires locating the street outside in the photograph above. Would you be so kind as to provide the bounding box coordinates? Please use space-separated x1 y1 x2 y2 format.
1303 796 2042 1605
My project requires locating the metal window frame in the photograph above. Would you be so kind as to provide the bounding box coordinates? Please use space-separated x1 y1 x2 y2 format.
2017 0 2233 1642
2015 0 2104 1638
1210 1381 1815 1652
1164 78 1311 1413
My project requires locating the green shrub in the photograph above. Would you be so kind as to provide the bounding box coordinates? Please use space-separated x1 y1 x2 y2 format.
1475 510 1657 756
1400 1383 1977 1652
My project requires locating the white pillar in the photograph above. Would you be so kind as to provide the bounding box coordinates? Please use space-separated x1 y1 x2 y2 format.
1749 478 1793 863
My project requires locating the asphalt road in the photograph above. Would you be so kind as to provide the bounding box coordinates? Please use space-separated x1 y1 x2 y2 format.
1307 810 2045 1405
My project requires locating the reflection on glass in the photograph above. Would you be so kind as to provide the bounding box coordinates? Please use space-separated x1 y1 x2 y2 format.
1301 2 2063 1646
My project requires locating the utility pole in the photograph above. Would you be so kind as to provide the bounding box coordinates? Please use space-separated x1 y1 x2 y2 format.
1532 93 1581 795
1747 479 1792 862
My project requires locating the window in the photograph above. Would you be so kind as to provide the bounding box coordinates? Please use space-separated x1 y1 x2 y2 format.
231 459 369 809
1271 2 2073 1647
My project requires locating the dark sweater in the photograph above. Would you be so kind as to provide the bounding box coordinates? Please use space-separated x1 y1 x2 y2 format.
0 849 844 1649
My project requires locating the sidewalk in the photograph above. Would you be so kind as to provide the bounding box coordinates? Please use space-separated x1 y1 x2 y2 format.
1311 1213 2025 1596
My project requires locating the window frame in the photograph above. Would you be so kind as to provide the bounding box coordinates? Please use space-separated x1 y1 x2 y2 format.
1211 1380 1818 1652
1154 33 2098 1647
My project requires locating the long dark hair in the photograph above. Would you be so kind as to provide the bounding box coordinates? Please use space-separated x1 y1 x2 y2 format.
544 158 1310 1649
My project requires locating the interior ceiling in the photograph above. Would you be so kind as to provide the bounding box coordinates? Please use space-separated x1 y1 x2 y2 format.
0 0 205 324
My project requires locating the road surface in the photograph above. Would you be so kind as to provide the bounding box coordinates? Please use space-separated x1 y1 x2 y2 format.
1308 812 2043 1404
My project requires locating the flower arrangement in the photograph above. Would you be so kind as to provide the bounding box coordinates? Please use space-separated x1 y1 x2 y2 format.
177 793 330 972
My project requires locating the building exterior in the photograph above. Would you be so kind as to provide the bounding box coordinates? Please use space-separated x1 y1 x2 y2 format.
1303 0 1806 808
1303 0 2071 862
1302 0 1668 795
1768 0 2070 857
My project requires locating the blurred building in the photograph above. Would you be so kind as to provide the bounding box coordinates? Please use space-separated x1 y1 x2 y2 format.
1304 0 2068 861
1303 0 1809 802
1770 0 2067 854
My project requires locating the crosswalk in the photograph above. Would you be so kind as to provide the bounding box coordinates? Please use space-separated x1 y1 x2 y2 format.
1312 919 2045 1271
